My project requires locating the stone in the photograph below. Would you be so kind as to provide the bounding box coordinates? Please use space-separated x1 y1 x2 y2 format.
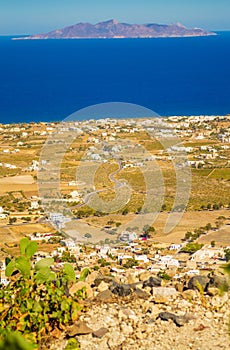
182 289 197 300
93 275 115 287
152 296 169 304
175 283 184 293
67 321 93 336
85 271 100 285
69 281 93 299
139 271 153 281
95 289 115 303
120 323 133 335
152 287 177 297
97 281 110 292
127 273 139 284
187 276 210 291
134 288 150 299
207 287 220 296
157 312 193 327
143 276 162 288
207 273 229 291
92 327 108 338
110 283 132 297
211 293 228 308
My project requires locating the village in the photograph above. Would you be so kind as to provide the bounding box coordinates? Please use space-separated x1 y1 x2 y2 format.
0 115 230 349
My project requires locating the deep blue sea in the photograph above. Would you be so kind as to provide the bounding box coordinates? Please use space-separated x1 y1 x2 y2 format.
0 32 230 123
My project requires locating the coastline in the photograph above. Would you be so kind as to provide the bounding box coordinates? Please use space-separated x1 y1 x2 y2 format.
12 33 217 40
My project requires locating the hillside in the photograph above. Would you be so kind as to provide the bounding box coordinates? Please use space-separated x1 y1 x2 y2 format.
17 19 216 39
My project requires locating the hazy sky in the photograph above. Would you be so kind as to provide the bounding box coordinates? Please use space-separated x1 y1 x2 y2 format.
1 0 229 35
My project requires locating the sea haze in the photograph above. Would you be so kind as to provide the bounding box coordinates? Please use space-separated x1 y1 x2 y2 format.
0 32 230 123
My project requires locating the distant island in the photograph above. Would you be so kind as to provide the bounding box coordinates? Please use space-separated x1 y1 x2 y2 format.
14 19 216 40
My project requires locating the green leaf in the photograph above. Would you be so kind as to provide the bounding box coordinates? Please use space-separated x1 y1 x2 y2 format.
63 263 76 282
79 268 90 281
34 258 54 271
64 338 80 350
25 242 38 259
0 331 36 350
20 237 30 255
5 259 15 277
33 301 42 313
34 267 55 284
15 256 31 279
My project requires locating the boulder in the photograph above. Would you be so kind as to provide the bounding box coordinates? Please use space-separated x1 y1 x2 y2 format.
93 275 115 287
97 281 110 292
143 276 162 288
157 312 193 327
110 283 132 297
134 288 150 299
69 281 93 299
207 273 229 291
95 289 115 303
67 321 93 336
152 287 177 297
182 289 197 300
187 276 210 291
93 327 108 338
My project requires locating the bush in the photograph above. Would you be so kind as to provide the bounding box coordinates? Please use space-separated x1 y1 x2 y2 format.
181 243 203 254
0 238 83 348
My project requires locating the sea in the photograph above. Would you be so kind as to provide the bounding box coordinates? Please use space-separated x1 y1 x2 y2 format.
0 32 230 124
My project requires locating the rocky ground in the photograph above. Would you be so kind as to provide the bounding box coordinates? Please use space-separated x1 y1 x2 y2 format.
50 271 230 350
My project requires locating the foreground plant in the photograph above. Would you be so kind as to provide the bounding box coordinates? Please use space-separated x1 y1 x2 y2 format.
0 238 84 349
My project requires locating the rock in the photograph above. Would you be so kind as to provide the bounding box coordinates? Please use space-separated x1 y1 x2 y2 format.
120 323 133 335
139 271 153 281
157 312 193 327
152 296 169 304
152 287 177 297
127 273 139 284
187 276 210 291
93 275 115 287
207 287 220 296
69 281 93 299
134 288 150 299
110 283 132 297
143 276 162 288
182 289 197 300
211 293 228 308
97 281 110 292
92 327 108 338
95 289 115 303
85 271 100 285
107 330 126 347
175 282 184 293
67 321 93 336
208 273 229 291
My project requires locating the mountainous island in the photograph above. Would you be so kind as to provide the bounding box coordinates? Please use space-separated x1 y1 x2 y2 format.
16 19 216 39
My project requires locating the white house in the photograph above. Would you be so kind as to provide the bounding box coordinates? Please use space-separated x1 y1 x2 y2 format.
169 244 182 251
134 254 149 263
60 239 76 248
120 231 137 243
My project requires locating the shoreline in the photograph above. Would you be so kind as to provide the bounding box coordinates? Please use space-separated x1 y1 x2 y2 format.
0 114 229 126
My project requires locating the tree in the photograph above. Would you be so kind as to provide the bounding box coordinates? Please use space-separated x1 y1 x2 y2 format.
9 217 17 225
205 223 212 231
181 243 203 254
122 208 129 215
211 240 215 247
123 258 138 268
84 233 92 239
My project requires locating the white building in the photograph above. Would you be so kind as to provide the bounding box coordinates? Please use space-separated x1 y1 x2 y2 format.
120 231 137 243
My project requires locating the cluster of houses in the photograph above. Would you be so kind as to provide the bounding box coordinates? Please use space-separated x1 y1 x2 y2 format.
1 234 227 286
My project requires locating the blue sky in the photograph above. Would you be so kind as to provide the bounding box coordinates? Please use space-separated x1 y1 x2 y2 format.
1 0 229 35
